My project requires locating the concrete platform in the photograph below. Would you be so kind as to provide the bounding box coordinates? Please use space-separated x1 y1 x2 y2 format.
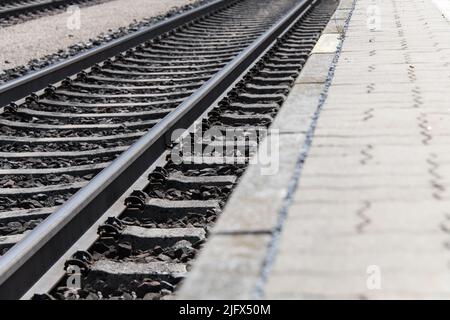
178 0 450 300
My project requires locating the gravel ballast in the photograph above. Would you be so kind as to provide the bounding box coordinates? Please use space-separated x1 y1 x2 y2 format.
0 0 207 83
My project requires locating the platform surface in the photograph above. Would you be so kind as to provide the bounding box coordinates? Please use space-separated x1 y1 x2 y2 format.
178 0 450 299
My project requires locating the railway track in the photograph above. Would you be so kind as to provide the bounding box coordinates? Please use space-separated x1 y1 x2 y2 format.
0 0 112 27
0 0 338 299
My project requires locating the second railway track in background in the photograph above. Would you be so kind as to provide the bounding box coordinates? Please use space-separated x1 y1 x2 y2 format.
0 0 295 252
0 0 338 299
0 0 111 27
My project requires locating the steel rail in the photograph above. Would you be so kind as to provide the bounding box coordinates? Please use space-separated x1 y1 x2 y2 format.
0 0 315 299
0 0 73 19
0 0 236 108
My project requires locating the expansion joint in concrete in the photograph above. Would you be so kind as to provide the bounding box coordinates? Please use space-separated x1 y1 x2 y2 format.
251 0 358 299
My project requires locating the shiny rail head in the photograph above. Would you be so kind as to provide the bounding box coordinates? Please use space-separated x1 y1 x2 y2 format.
0 0 315 300
0 0 237 108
